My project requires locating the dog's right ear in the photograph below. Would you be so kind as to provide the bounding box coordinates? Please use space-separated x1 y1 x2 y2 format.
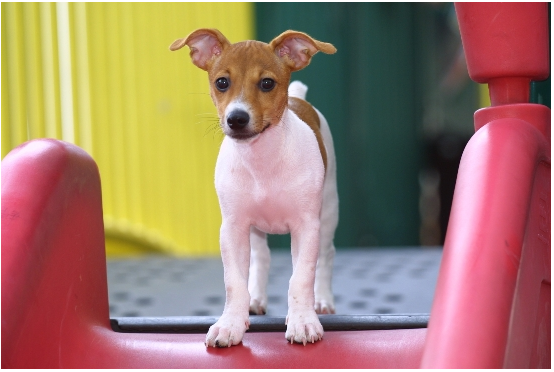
169 28 231 71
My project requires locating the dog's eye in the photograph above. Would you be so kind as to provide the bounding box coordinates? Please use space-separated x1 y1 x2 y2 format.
259 78 275 92
215 77 230 92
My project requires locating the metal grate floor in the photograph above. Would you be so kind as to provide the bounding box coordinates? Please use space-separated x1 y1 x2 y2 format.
107 247 442 318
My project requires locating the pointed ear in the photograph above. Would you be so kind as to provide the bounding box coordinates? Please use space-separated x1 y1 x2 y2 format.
269 30 336 72
169 28 231 71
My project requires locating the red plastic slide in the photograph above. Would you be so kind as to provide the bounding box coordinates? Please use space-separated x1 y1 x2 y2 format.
2 3 550 368
421 3 551 368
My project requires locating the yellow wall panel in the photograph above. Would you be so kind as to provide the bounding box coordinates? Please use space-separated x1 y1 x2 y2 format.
39 3 62 140
2 3 254 256
479 83 491 108
2 5 11 157
22 3 45 139
3 3 28 155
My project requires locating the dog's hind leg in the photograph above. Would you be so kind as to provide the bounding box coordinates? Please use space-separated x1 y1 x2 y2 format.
314 113 338 315
248 226 270 315
315 183 338 314
315 228 336 314
315 184 338 314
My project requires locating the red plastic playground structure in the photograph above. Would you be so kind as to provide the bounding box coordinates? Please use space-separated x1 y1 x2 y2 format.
2 3 550 368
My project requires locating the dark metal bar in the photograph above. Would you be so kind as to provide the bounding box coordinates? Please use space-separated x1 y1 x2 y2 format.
111 314 429 334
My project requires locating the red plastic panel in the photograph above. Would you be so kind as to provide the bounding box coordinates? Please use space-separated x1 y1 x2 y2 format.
421 104 550 368
2 140 111 367
422 4 552 366
455 3 549 84
1 139 427 369
456 3 549 106
504 160 551 368
8 329 426 369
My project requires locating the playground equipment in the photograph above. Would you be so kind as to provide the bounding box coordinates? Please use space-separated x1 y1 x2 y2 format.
2 3 550 368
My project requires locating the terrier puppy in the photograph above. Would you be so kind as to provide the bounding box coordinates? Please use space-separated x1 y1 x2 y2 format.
170 29 339 347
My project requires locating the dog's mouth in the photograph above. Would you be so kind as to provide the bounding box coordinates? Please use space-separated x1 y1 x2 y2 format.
229 132 258 141
227 123 271 141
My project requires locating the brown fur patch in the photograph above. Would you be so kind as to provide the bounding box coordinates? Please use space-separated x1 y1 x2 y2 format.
288 97 327 171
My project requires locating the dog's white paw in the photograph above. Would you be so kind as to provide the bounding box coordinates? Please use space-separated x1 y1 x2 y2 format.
249 298 267 315
285 310 324 345
205 315 250 348
315 298 336 314
315 285 336 314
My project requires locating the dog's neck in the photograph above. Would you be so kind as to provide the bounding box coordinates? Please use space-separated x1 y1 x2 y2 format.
226 107 293 168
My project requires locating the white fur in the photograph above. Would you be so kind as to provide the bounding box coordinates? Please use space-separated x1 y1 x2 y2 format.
288 80 308 99
205 81 339 347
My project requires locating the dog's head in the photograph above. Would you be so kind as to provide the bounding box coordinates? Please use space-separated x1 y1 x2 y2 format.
170 29 336 141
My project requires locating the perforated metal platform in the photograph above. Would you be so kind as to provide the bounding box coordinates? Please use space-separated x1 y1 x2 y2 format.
107 247 442 318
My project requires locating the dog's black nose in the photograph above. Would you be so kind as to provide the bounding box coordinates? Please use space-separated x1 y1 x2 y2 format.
227 110 250 130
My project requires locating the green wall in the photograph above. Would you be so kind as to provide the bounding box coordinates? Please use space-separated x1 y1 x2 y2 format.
256 3 428 248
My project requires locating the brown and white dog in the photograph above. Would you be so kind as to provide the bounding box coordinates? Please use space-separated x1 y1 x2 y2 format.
170 29 339 347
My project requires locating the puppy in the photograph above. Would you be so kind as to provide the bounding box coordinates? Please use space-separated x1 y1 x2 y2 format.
170 29 339 347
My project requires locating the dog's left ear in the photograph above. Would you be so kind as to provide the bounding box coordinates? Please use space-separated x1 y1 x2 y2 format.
270 31 336 72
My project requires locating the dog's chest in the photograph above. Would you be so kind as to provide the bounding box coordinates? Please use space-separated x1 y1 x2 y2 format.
224 152 320 233
248 175 302 234
215 116 325 234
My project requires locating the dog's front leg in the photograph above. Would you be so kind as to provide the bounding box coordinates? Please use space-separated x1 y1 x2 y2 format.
286 220 324 345
205 221 251 347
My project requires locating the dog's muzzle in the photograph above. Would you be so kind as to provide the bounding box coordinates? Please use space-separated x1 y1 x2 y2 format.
225 109 259 140
227 110 250 130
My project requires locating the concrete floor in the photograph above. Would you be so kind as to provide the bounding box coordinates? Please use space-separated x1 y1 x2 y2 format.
107 247 442 318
